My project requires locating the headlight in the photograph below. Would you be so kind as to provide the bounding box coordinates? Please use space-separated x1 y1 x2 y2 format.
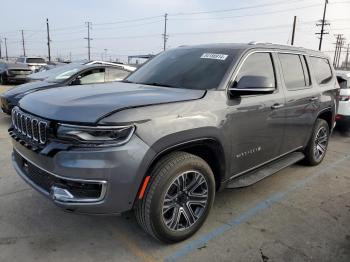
57 124 135 146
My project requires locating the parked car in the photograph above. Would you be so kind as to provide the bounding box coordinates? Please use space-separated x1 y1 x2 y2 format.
0 63 136 114
335 70 350 130
9 43 339 243
0 62 33 84
16 56 47 72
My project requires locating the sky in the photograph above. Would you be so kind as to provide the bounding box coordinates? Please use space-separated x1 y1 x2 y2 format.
0 0 349 63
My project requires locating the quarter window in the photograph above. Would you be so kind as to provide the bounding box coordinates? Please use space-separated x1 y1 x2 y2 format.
106 68 130 82
79 69 106 85
310 57 333 85
279 54 310 90
235 52 276 88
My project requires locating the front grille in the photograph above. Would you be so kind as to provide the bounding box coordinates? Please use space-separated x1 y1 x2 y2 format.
8 69 32 75
11 107 48 145
14 151 103 199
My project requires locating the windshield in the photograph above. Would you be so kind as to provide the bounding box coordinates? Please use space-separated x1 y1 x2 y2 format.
126 47 238 90
26 58 46 64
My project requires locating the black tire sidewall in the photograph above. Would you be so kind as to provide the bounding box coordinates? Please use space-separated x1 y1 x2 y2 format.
149 156 215 243
306 119 329 165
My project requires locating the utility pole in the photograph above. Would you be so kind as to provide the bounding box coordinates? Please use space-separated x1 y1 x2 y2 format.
334 35 340 68
291 16 297 45
84 22 92 61
0 37 2 59
346 44 349 69
162 13 168 51
21 30 26 57
4 37 8 61
337 36 346 68
46 18 51 62
316 0 329 51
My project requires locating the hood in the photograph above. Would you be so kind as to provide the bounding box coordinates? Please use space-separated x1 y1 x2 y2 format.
6 63 31 70
3 81 57 98
18 82 206 123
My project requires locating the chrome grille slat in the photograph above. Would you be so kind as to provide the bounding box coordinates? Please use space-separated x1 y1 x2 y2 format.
21 115 27 135
39 121 47 144
32 119 39 142
11 108 48 145
26 116 32 138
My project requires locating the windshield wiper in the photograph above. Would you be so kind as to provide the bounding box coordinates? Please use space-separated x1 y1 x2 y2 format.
138 82 177 88
121 79 134 83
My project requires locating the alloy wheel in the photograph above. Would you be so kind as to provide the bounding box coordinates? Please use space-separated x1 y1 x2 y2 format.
314 126 328 161
162 171 209 231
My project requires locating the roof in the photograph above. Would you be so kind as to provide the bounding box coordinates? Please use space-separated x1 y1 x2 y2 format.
177 42 329 58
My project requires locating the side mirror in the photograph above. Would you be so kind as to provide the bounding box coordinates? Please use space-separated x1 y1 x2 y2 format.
70 76 82 85
229 76 275 96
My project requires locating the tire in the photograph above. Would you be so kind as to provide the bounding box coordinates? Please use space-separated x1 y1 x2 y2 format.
135 151 215 243
0 74 5 85
304 119 330 166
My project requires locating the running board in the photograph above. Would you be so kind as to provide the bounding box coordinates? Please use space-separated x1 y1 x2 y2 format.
226 152 305 189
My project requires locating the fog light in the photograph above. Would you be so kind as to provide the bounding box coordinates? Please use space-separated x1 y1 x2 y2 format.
51 186 74 202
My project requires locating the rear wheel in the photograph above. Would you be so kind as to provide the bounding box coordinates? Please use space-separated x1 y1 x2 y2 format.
135 151 215 243
304 119 330 166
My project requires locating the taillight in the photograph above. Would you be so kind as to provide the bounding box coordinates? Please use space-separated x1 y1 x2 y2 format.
336 115 343 121
339 95 350 101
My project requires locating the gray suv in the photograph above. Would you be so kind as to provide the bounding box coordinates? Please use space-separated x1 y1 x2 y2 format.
9 43 339 243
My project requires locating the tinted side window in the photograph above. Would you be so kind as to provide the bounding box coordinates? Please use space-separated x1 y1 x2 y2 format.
310 57 333 85
279 54 309 90
106 68 130 82
79 69 106 85
337 76 349 89
235 52 276 88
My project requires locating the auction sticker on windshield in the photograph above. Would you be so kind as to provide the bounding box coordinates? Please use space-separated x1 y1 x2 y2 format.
200 53 228 60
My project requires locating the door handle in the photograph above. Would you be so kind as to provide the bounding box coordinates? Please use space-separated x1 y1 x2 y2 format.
271 103 284 109
309 97 319 102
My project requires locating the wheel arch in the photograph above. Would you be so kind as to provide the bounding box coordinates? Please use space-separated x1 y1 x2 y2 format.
148 138 226 191
317 107 334 131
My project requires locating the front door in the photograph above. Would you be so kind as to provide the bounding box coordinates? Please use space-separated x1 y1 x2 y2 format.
227 51 286 177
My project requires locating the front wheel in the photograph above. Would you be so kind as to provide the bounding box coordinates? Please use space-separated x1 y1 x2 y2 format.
135 151 215 243
304 119 330 166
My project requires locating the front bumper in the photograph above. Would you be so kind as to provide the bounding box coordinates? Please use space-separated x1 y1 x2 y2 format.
11 135 155 214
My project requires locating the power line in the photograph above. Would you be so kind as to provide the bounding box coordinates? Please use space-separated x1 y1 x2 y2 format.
169 3 321 21
168 0 309 16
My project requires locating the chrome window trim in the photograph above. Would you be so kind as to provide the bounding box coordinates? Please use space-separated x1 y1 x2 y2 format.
226 50 279 95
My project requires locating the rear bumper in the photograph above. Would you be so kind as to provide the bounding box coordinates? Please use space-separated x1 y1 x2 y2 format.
336 114 350 125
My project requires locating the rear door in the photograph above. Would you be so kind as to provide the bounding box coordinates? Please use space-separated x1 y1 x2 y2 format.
277 53 320 153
